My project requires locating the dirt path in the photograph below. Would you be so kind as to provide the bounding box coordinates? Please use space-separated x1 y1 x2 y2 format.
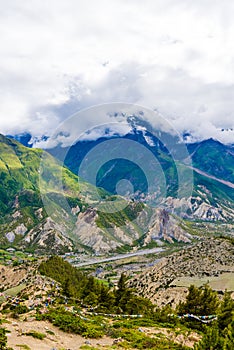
6 318 114 350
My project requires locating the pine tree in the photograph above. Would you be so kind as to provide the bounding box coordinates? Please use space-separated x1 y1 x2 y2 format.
82 276 97 298
223 320 234 350
177 284 219 316
83 291 99 306
114 273 134 313
63 277 78 298
194 326 222 350
177 285 203 315
115 273 130 304
99 284 115 309
218 291 234 331
125 295 154 315
0 328 7 350
200 284 219 315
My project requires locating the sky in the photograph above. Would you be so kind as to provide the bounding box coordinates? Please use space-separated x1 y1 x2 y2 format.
0 0 234 144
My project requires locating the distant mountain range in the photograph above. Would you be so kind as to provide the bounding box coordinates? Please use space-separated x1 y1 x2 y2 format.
1 117 233 254
9 120 234 184
43 117 234 222
0 134 195 254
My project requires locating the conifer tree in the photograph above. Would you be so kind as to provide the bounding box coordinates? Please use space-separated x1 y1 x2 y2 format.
177 285 203 315
115 273 130 304
223 320 234 350
218 291 234 331
99 284 115 309
200 284 219 315
0 328 7 350
177 284 219 316
194 326 222 350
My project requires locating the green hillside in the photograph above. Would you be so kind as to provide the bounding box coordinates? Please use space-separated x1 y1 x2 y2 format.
189 139 234 183
0 134 83 251
0 135 148 253
0 133 233 254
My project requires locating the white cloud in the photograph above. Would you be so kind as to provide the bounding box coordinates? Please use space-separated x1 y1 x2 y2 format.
0 0 233 143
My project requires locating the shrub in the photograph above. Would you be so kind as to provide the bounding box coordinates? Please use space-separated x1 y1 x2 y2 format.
40 308 104 338
25 331 46 340
0 328 7 350
15 345 31 350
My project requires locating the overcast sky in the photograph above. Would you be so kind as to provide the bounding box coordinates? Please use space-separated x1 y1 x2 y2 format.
0 0 234 144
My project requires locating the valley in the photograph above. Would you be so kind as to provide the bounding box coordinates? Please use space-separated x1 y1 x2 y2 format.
0 236 234 349
0 122 234 350
1 1 234 349
1 130 233 256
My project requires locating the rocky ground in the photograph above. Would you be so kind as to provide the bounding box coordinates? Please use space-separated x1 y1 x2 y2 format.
1 316 202 350
4 317 114 350
129 237 234 307
0 253 204 350
3 317 201 350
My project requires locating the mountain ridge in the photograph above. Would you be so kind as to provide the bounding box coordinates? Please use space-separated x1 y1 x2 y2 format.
0 133 196 254
39 123 234 223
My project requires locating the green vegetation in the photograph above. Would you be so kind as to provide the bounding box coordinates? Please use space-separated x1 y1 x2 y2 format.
178 286 234 349
35 306 194 348
0 319 12 350
37 308 105 338
190 139 234 183
38 256 234 349
0 133 185 255
96 202 144 229
25 331 46 340
110 328 189 349
39 256 154 315
0 328 7 350
1 132 234 260
0 249 36 265
193 173 234 207
36 307 192 349
0 134 86 250
177 284 219 316
16 345 31 350
1 256 234 349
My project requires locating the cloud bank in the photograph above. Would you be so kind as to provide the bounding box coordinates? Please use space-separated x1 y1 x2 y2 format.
0 0 234 144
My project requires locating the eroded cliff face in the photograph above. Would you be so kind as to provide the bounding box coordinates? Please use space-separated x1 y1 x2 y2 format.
165 192 234 222
3 203 193 254
142 208 192 245
71 206 192 253
22 217 74 253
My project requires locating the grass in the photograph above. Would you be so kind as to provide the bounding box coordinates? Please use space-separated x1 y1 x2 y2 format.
34 303 194 349
4 284 27 297
25 330 46 340
16 345 31 350
109 327 190 349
